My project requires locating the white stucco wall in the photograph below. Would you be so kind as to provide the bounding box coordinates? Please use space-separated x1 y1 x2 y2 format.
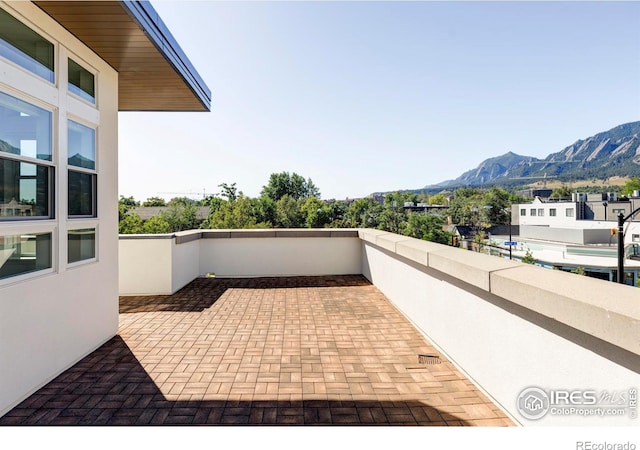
0 2 119 417
119 230 363 295
199 236 362 278
360 231 640 426
119 237 173 295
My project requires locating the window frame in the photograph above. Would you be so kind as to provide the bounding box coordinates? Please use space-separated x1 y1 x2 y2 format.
0 89 56 221
67 56 96 105
0 6 55 83
0 223 56 286
67 226 97 266
67 116 97 219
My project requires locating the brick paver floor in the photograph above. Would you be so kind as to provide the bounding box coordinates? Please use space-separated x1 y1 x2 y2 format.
0 275 513 426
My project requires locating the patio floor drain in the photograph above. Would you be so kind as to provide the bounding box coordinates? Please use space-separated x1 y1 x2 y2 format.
418 354 441 365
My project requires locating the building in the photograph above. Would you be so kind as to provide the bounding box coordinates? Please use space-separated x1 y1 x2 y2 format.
507 194 640 284
515 194 640 245
0 1 210 416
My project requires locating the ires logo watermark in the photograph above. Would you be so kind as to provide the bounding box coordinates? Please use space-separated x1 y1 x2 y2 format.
517 386 638 420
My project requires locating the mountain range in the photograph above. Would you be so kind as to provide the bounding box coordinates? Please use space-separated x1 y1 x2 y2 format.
425 121 640 190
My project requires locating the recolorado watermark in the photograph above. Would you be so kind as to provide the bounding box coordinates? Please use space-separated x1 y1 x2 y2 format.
576 442 636 450
516 386 637 420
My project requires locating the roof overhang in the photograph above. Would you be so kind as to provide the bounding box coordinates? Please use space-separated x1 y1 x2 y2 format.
34 0 211 112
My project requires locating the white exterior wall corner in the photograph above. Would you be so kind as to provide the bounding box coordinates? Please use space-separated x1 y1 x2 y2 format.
171 237 200 293
360 230 640 426
118 237 173 295
0 2 119 417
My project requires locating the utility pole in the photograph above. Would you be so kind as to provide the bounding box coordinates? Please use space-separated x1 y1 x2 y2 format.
617 207 640 284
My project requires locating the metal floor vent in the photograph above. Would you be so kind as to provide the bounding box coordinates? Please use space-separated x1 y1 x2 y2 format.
418 354 441 365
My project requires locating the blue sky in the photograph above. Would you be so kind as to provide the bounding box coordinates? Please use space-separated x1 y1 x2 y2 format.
118 0 640 202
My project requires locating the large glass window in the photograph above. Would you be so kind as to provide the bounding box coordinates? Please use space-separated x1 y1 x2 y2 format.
68 171 96 217
0 91 53 220
0 91 52 161
68 118 96 218
0 158 51 218
68 120 95 170
0 232 52 280
68 228 95 263
68 58 95 104
0 8 54 82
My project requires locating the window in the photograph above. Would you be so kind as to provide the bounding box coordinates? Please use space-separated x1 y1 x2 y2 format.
68 120 95 169
549 208 556 217
530 208 537 217
68 171 96 217
520 209 526 216
68 58 95 104
68 228 95 263
0 8 54 82
68 120 96 218
566 208 574 217
0 232 52 280
538 208 544 217
0 91 53 220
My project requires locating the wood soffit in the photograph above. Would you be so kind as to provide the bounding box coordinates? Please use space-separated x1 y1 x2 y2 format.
34 1 211 112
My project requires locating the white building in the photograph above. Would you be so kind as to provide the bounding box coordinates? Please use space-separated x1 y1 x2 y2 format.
0 1 210 416
516 196 640 246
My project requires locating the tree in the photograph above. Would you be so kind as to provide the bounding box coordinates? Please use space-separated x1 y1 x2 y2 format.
571 266 586 276
160 202 199 232
622 177 640 196
521 250 536 264
119 195 139 208
428 193 448 206
344 198 382 228
206 193 265 229
118 195 139 222
118 211 143 234
142 216 171 233
261 172 320 202
482 187 511 224
448 188 484 226
550 185 572 200
142 196 166 207
301 196 331 228
218 182 238 202
275 194 304 228
403 212 451 244
168 196 197 206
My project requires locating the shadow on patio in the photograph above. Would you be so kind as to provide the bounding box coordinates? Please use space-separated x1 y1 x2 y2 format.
1 275 512 426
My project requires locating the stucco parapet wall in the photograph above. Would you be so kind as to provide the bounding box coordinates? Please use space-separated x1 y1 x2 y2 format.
490 265 640 356
120 229 360 243
199 229 359 239
360 229 640 357
119 233 175 240
428 247 521 291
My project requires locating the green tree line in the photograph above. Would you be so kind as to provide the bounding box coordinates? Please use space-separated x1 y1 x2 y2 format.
119 171 529 246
